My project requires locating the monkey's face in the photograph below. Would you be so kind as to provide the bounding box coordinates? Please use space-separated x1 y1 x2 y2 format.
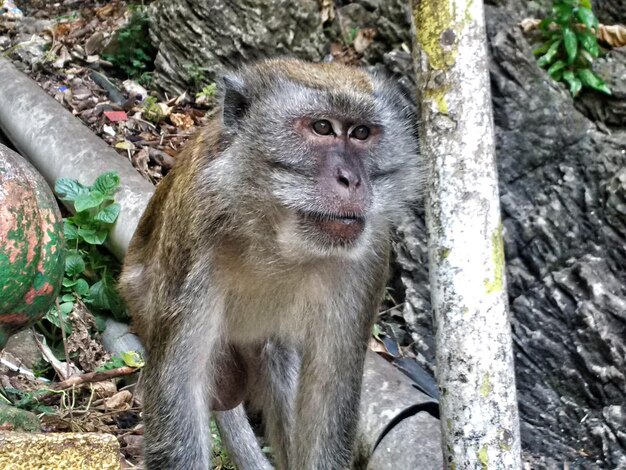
216 60 421 258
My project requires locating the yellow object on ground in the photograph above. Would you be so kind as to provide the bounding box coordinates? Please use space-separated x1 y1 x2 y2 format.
0 432 120 469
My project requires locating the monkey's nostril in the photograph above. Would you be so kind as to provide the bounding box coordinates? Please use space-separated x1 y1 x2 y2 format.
337 168 357 188
338 174 350 188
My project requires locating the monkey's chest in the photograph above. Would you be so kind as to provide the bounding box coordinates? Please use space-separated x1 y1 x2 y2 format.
220 272 330 343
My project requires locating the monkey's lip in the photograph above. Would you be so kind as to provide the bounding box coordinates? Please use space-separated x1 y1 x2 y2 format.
298 211 365 243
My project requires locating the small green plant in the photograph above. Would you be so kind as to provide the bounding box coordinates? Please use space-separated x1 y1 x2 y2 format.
137 71 154 88
46 172 126 339
3 388 56 415
184 63 210 91
102 10 156 79
143 96 165 123
196 83 218 103
344 27 359 46
97 351 144 371
534 0 610 96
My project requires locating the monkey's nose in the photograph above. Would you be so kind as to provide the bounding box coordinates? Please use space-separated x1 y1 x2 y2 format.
336 167 361 190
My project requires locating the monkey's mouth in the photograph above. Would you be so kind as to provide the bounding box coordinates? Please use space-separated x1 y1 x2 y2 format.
298 211 365 244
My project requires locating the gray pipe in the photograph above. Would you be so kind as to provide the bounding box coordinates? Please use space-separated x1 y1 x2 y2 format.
0 58 441 467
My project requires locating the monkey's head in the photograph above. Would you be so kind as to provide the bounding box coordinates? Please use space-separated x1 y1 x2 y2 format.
208 59 421 259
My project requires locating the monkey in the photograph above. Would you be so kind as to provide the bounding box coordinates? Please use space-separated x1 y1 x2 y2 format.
119 58 421 469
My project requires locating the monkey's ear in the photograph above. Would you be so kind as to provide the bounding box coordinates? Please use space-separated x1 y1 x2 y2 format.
221 73 249 130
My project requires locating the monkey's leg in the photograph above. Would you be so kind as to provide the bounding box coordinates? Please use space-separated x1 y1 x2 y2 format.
214 405 273 470
291 323 370 470
245 341 299 470
142 296 223 469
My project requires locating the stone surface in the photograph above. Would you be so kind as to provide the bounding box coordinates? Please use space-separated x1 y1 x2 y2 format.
575 47 626 128
3 329 41 369
367 412 442 470
593 0 626 24
0 404 40 432
148 0 325 95
0 432 120 469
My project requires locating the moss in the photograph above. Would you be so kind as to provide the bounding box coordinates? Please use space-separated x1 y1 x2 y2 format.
483 222 505 294
412 0 457 70
477 445 489 469
425 86 450 114
479 373 493 397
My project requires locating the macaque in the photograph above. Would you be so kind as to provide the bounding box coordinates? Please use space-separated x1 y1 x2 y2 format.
119 58 420 469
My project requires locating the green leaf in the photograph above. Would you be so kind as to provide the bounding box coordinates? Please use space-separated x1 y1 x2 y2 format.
547 60 566 77
537 39 562 67
552 69 564 81
59 301 74 314
94 314 107 332
120 351 144 368
89 280 109 309
74 278 90 296
553 3 573 24
577 69 611 94
570 78 582 96
97 356 126 371
579 31 599 58
576 6 598 30
563 27 578 64
61 294 74 302
65 253 85 277
93 172 120 196
62 277 79 288
94 203 121 224
74 190 107 212
580 0 592 8
55 178 86 202
77 227 108 245
68 211 91 226
538 17 553 31
63 221 79 241
533 42 551 56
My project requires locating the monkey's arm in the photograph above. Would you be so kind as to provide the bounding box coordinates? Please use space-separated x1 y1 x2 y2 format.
140 280 225 470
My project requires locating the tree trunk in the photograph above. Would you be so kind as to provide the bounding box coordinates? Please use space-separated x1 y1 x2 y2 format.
408 0 522 467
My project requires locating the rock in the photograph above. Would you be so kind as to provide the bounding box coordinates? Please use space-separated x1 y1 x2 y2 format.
575 48 626 128
593 0 626 24
0 432 120 469
0 404 40 432
3 329 41 369
148 0 326 95
335 0 411 63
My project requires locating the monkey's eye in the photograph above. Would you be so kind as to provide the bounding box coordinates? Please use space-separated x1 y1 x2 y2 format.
351 125 370 140
312 120 333 136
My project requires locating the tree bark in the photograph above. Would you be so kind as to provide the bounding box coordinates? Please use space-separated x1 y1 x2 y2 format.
408 0 521 467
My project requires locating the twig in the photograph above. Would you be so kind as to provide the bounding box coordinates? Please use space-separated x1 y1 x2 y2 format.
52 366 138 390
56 299 72 381
32 329 78 380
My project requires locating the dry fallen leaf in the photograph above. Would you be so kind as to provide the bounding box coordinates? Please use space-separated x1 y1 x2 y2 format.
598 24 626 48
353 28 377 54
520 18 626 48
170 112 194 130
105 390 133 410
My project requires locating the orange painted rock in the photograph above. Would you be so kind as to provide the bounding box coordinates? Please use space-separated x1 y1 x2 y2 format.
0 144 64 348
